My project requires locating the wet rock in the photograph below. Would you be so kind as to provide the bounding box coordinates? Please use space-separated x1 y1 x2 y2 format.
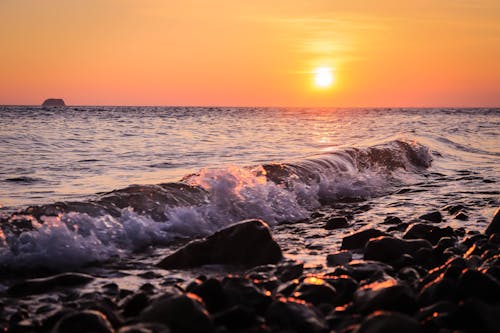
326 250 352 267
118 323 171 332
354 311 423 333
51 310 113 333
341 229 389 250
419 211 442 223
140 293 213 333
443 204 466 215
266 298 328 333
382 216 402 225
293 277 337 305
276 262 303 282
157 219 282 269
364 236 432 264
323 275 358 305
451 298 500 333
190 278 226 313
213 305 261 331
121 292 150 318
457 269 500 304
325 216 349 230
403 223 455 245
8 273 94 296
221 276 271 313
344 260 394 281
354 279 417 314
485 206 500 236
454 211 468 220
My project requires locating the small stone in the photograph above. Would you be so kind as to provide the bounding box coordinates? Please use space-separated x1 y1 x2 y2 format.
454 212 468 220
51 310 113 333
293 277 338 305
354 280 417 314
382 216 402 225
266 298 328 333
364 236 432 264
325 216 349 230
213 305 260 331
341 229 389 250
403 223 455 245
326 251 352 267
276 262 304 282
121 292 150 318
419 211 442 223
355 311 423 333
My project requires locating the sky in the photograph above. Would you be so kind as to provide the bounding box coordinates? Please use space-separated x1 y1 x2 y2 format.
0 0 499 107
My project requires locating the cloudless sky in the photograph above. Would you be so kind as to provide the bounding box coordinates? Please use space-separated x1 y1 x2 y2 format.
1 0 499 106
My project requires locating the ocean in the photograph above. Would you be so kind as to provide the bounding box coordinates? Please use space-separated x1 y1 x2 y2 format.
0 106 499 271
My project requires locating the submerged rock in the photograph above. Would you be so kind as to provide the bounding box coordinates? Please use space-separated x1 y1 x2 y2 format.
8 273 94 296
419 211 442 223
157 219 282 269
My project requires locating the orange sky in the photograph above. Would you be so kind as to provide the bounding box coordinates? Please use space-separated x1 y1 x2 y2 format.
1 0 499 107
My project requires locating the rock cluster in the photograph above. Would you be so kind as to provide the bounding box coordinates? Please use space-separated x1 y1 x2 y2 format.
1 207 500 333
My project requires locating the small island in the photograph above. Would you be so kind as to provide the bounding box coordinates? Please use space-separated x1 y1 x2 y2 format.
42 98 66 107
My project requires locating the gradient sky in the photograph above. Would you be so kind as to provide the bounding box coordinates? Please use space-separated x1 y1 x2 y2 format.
1 0 499 106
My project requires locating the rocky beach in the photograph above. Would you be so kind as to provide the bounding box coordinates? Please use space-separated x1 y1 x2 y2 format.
1 202 500 333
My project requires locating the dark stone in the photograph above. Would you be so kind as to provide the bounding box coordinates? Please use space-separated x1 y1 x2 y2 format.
364 236 432 264
343 260 394 281
276 262 304 282
213 305 260 331
382 216 402 225
451 298 500 333
221 276 271 314
8 273 94 296
341 229 389 250
140 293 213 333
354 280 417 314
52 310 113 333
293 277 338 305
42 98 66 107
190 278 226 313
443 204 466 215
355 311 423 333
457 269 500 303
118 323 171 333
419 211 442 223
265 299 328 333
323 275 358 305
485 206 500 236
326 251 352 266
454 211 468 220
325 216 349 230
403 223 455 245
157 220 282 269
121 292 150 318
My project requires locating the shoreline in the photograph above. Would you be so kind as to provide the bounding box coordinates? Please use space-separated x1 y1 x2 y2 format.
1 202 499 332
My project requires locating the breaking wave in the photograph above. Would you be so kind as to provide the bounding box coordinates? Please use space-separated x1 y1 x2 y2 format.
0 140 431 269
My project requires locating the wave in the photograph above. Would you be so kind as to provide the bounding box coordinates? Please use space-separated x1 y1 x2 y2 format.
0 140 431 269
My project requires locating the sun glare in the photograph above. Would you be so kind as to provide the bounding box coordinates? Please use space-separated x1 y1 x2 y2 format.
314 67 334 88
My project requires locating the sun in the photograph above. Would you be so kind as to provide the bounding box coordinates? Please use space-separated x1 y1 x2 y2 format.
314 67 334 88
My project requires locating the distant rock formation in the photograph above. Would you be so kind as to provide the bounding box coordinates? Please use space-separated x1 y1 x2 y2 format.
42 98 66 107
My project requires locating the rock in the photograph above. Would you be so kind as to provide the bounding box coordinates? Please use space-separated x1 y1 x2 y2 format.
221 276 271 313
419 211 442 223
276 262 303 282
189 278 226 313
42 98 66 107
403 223 455 245
485 206 500 236
118 323 171 333
443 204 466 215
213 305 261 331
266 298 328 333
323 275 358 305
457 269 500 304
157 219 282 269
354 279 417 314
326 251 352 266
343 260 394 281
140 293 213 333
120 292 150 318
293 276 338 305
325 216 349 230
8 273 94 296
51 310 113 333
381 216 402 225
451 298 500 333
454 211 468 220
364 236 432 264
354 311 423 333
341 229 389 250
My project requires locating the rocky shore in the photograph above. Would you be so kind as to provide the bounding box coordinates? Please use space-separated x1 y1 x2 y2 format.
1 206 500 333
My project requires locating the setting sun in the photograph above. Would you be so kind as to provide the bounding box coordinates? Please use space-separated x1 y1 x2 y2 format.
314 67 334 88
